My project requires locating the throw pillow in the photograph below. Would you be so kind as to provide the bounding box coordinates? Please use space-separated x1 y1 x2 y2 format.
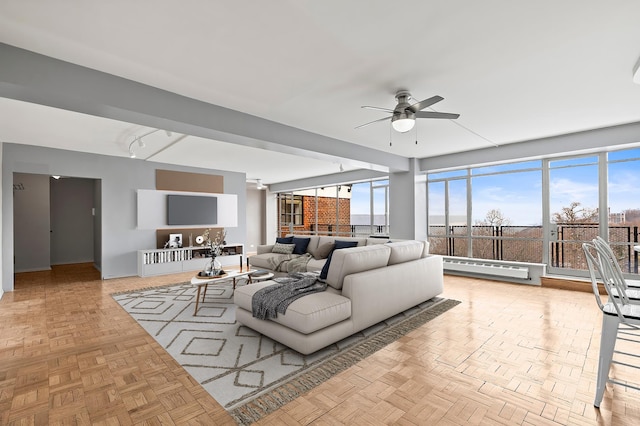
319 240 359 279
272 242 296 254
319 251 334 280
314 242 335 260
276 236 293 244
334 240 359 250
292 237 311 255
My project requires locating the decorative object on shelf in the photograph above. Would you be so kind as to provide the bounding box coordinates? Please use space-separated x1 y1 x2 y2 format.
169 233 183 248
200 229 227 276
195 235 204 245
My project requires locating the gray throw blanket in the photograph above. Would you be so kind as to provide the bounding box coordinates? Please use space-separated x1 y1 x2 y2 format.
266 253 313 272
252 272 326 320
287 253 313 273
266 253 293 272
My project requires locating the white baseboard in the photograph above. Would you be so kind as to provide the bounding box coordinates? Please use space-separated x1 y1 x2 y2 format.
14 266 52 273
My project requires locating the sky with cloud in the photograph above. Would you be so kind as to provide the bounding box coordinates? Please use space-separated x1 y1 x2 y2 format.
427 148 640 227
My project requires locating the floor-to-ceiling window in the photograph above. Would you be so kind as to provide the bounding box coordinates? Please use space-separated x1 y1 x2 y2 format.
427 147 640 278
607 147 640 274
276 179 390 238
472 161 543 263
547 155 600 273
428 164 544 262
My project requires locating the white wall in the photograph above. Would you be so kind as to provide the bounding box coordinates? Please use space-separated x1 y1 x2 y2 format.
136 190 238 229
94 180 102 272
245 185 265 253
2 143 247 292
264 190 279 244
13 173 51 272
0 144 2 299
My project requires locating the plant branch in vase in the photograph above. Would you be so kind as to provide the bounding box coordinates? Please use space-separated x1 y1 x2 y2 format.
200 229 227 276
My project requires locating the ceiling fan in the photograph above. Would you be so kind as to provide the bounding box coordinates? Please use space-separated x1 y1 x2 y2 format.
356 90 460 133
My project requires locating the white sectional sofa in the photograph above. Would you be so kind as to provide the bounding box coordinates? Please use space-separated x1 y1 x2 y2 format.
247 234 390 275
234 239 444 355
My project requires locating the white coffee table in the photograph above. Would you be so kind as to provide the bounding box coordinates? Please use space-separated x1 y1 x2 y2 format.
190 269 257 315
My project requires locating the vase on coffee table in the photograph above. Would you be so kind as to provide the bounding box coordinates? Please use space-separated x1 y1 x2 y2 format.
204 256 223 276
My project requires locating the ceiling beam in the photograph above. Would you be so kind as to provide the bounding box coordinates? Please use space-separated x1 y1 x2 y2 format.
269 169 388 192
0 43 410 173
420 121 640 172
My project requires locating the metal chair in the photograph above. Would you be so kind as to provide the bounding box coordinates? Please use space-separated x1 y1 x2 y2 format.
583 242 640 407
593 236 640 289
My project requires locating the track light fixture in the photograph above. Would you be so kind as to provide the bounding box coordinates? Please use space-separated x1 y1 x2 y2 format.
127 128 172 159
256 179 266 190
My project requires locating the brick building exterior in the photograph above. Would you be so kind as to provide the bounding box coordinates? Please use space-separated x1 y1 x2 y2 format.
279 194 351 237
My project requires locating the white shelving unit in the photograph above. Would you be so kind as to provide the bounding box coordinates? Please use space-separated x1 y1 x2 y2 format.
137 244 244 277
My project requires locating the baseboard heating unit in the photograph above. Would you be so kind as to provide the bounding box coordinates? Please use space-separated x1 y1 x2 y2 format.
443 258 530 279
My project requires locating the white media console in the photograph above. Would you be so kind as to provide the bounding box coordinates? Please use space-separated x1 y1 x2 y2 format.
137 244 244 277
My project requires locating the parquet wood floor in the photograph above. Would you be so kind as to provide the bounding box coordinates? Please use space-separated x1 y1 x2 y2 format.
1 264 639 425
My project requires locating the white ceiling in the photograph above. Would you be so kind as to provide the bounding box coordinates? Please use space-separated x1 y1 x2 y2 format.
1 1 640 185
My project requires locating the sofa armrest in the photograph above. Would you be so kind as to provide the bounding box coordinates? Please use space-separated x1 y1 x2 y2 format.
341 255 444 331
257 244 274 255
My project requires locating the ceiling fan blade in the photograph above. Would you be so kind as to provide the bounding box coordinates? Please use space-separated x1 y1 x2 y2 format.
408 95 444 112
415 111 460 120
361 105 395 113
355 115 391 129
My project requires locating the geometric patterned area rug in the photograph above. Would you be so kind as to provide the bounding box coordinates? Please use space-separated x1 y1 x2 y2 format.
112 281 460 425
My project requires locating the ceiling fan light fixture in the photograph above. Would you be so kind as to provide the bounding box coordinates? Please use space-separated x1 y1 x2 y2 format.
391 116 415 133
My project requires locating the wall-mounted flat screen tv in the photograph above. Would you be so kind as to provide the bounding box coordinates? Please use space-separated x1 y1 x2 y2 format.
167 194 217 225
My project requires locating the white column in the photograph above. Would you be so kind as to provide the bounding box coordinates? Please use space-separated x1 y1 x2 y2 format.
389 158 425 240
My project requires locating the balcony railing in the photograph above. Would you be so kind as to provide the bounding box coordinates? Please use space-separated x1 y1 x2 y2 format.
280 224 389 238
429 224 640 274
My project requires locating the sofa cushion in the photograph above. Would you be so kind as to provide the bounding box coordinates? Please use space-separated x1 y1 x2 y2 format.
313 242 334 260
387 240 425 265
291 237 311 255
326 244 391 290
366 237 390 245
334 240 360 250
319 240 359 280
316 236 367 248
234 281 351 334
301 236 320 258
276 236 293 244
306 258 326 272
272 242 296 254
422 240 430 257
